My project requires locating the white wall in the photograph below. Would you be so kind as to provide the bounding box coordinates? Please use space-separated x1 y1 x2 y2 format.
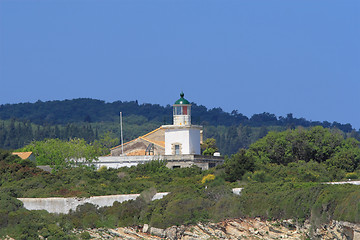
92 156 164 169
18 193 170 214
18 189 240 214
165 127 201 155
189 128 201 155
173 115 191 126
165 128 190 155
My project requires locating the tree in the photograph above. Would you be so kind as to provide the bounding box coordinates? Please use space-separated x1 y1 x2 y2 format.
19 138 101 168
224 149 255 182
93 132 118 155
247 126 360 173
201 138 218 156
326 138 360 172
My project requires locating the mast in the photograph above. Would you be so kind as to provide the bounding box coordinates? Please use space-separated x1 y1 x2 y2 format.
120 112 124 155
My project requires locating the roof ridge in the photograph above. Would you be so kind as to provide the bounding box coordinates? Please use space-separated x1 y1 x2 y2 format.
140 127 163 138
110 127 164 150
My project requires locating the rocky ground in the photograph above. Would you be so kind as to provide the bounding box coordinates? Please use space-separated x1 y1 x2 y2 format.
73 218 360 240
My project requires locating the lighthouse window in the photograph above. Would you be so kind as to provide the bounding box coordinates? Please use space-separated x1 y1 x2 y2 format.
175 145 180 155
174 106 190 115
174 106 182 115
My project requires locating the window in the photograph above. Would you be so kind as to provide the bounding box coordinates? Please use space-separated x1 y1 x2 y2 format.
175 106 182 115
174 106 190 115
175 145 180 155
173 166 181 169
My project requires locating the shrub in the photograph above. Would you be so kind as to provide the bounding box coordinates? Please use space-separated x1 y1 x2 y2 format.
201 174 215 184
345 172 358 180
80 231 91 239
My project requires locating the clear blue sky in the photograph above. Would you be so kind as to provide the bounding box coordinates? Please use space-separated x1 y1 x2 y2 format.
0 1 359 128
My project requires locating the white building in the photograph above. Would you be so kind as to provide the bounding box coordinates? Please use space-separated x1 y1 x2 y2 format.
104 92 223 170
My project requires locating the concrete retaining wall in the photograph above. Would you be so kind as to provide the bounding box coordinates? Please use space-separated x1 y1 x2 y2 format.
325 181 360 185
18 188 240 214
18 192 169 214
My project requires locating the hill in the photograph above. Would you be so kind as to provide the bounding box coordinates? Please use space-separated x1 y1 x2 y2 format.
0 126 359 239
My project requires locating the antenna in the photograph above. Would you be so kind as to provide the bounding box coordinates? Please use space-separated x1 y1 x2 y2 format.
120 112 124 155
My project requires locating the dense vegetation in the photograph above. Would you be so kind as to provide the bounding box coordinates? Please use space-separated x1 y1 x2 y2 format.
0 126 359 239
1 98 359 155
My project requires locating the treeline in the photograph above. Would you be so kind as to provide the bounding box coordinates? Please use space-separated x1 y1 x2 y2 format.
0 119 97 149
0 98 355 130
0 98 358 155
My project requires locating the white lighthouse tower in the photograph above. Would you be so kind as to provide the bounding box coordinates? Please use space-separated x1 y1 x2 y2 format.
163 92 202 155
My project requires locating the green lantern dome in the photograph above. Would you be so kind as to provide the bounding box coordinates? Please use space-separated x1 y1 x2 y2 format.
174 92 190 105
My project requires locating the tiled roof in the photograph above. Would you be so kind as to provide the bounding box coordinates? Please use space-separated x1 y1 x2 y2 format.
140 138 165 148
111 127 165 150
12 152 33 160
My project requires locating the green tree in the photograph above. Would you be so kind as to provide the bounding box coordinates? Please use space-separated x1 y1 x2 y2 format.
326 138 360 172
19 138 101 168
93 132 118 155
224 149 255 182
201 138 219 156
247 126 347 166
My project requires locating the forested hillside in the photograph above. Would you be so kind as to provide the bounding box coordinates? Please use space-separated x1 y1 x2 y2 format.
0 98 358 154
0 126 359 239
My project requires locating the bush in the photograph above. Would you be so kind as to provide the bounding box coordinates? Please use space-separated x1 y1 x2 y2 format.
238 182 360 224
201 174 215 184
345 172 358 180
80 231 91 239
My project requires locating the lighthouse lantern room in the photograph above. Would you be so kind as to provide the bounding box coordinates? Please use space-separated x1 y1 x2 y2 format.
163 92 202 156
173 92 191 126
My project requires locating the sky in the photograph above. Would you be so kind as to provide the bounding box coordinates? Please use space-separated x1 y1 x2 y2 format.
0 0 359 128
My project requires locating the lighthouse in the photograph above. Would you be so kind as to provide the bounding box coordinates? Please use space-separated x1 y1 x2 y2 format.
106 91 224 170
163 92 202 155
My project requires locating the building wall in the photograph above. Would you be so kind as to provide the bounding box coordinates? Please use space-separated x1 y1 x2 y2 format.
165 127 201 155
173 115 191 126
189 128 201 155
93 155 224 170
165 129 190 155
166 161 209 170
94 156 164 169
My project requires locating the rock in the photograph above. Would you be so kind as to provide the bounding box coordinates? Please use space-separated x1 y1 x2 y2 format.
66 218 360 240
183 231 200 238
108 229 121 237
343 226 354 240
214 229 227 238
164 226 177 240
142 224 149 233
176 225 186 239
150 227 165 238
225 225 244 237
